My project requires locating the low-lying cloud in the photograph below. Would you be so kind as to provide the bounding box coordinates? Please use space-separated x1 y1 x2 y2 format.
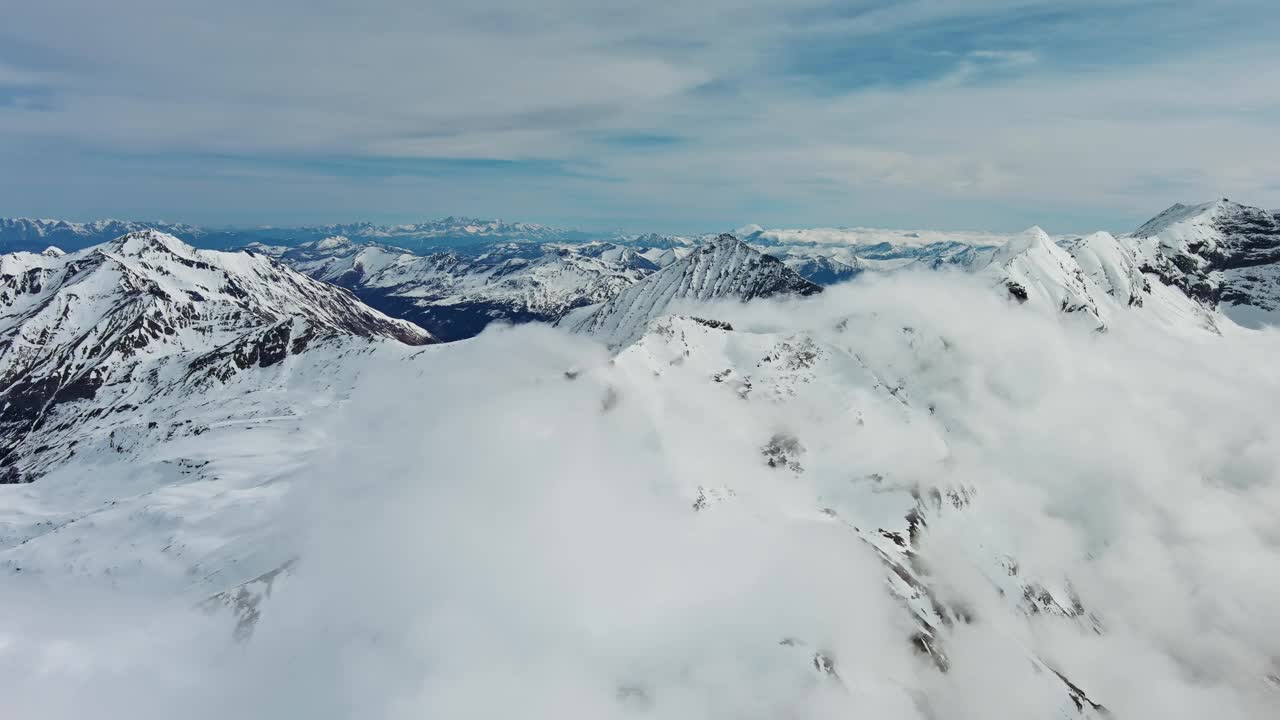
1 271 1278 718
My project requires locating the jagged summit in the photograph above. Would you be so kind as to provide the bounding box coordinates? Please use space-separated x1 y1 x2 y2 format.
101 228 198 256
565 233 822 349
0 232 433 473
2 204 1276 720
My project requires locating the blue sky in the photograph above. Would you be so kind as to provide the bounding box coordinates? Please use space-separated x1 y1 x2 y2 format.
1 0 1279 234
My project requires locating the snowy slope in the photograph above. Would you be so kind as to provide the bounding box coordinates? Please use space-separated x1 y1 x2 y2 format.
891 225 1218 333
1128 199 1280 327
0 227 1277 719
0 335 428 595
727 207 1279 332
0 231 432 476
237 216 600 252
613 314 1110 717
318 216 596 249
963 227 1109 323
564 234 823 348
569 241 661 272
265 237 658 341
780 253 864 285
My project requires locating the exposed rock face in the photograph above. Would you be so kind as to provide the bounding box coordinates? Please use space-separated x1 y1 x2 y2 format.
1130 200 1280 324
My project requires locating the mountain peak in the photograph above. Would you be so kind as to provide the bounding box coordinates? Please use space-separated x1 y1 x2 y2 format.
994 226 1055 261
1130 198 1252 240
691 233 756 258
101 229 197 258
1119 199 1280 324
566 233 820 348
315 235 355 251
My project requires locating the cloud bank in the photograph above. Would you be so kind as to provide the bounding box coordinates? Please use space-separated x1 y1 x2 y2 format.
1 271 1278 718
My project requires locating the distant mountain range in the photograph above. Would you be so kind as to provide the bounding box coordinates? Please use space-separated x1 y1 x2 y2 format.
0 216 605 254
9 200 1274 342
246 237 658 341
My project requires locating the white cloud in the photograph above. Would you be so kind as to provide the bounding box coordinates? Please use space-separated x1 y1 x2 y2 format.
0 272 1278 718
1 0 1278 228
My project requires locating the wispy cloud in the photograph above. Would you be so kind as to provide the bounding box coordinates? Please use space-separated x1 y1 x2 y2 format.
968 49 1038 65
1 0 1278 230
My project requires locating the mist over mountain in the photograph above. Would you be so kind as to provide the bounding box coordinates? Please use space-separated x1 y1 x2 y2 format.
1 199 1278 720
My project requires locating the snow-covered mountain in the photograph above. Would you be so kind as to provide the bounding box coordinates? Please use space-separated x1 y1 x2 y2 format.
2 205 1280 720
729 201 1280 332
260 236 657 341
10 201 1277 334
0 218 208 253
779 253 864 285
249 204 1273 347
951 226 1209 332
611 231 699 250
563 234 822 348
300 216 599 251
0 231 432 477
1127 199 1280 327
7 268 1275 718
637 245 694 268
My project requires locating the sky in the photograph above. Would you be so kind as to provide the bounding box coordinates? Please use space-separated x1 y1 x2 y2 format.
2 0 1279 233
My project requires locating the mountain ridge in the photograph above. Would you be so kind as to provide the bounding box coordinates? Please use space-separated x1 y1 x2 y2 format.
0 230 433 476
